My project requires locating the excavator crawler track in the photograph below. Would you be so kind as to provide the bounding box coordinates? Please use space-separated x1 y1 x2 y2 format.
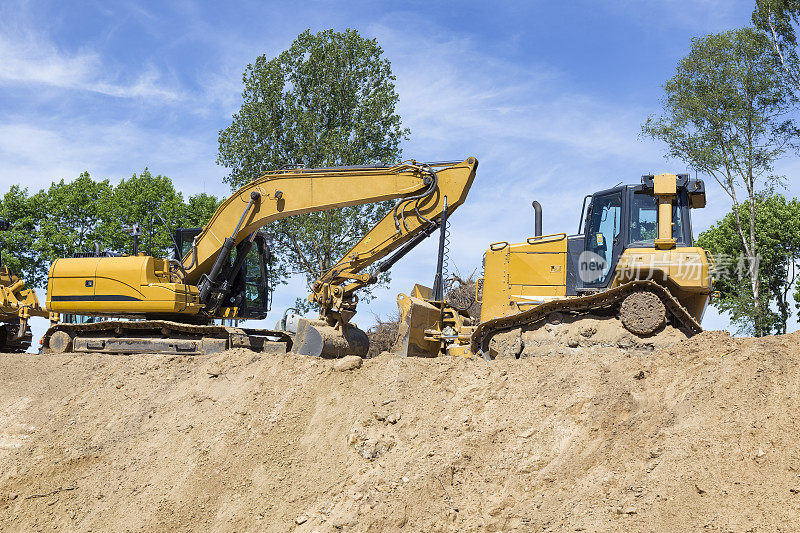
41 320 292 355
471 280 703 355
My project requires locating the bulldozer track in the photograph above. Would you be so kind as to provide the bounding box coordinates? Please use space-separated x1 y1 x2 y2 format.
470 280 703 355
41 320 293 355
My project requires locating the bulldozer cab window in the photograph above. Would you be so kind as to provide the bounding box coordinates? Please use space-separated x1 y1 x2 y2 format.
629 192 685 246
585 191 622 285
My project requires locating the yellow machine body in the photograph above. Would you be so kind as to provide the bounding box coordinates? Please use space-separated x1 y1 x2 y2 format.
479 234 570 322
478 239 712 324
1 265 50 351
614 247 712 319
1 267 42 315
47 256 201 316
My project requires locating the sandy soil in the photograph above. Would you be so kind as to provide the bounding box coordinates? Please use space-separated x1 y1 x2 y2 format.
0 323 799 531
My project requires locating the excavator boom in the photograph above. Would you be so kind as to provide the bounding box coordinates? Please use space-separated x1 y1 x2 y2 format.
183 160 453 282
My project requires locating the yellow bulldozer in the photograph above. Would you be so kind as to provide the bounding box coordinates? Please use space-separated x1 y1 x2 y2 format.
396 172 714 358
0 219 49 352
41 158 478 357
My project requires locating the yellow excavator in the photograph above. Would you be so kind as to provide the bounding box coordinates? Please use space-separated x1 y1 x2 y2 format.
41 157 478 356
396 172 714 358
0 219 50 352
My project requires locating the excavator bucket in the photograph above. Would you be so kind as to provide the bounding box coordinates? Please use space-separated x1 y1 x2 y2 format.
395 286 442 357
294 318 369 358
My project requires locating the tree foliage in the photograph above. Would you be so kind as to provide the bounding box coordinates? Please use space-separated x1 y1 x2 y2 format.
182 193 222 230
698 195 800 335
100 169 186 257
753 0 800 86
0 172 221 289
32 173 114 266
217 29 409 310
0 186 45 286
642 27 799 336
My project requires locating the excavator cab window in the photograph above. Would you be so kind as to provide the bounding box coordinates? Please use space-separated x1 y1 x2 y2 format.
173 227 203 260
224 233 271 320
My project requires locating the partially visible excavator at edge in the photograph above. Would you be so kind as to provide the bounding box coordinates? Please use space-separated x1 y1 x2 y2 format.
41 158 478 357
0 219 49 352
396 172 714 358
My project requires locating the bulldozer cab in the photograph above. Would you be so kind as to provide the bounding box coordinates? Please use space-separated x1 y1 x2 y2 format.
566 174 705 296
570 174 703 293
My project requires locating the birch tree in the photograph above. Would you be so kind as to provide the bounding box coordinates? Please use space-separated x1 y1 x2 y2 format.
643 28 798 335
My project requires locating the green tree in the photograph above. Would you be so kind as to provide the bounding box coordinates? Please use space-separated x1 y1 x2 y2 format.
1 173 224 288
32 172 114 267
753 0 800 86
101 169 185 257
181 193 222 230
217 29 408 310
698 195 800 335
642 28 798 336
0 186 46 286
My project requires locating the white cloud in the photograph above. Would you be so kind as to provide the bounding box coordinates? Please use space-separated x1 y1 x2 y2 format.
0 120 225 196
0 30 182 100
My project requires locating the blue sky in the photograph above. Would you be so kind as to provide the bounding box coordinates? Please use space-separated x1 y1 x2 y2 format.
0 0 792 341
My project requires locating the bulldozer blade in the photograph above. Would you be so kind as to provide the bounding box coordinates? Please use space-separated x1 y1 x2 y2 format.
394 293 441 357
294 318 369 358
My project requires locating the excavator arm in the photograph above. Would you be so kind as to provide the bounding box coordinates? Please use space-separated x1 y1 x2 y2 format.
308 157 477 326
181 157 477 325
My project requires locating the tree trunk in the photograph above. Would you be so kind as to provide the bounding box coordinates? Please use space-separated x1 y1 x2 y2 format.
750 259 761 336
748 192 761 336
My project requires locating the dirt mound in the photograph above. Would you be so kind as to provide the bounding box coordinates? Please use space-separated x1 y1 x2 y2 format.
1 330 799 531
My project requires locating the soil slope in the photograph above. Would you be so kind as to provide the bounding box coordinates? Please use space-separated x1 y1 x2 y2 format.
0 327 799 532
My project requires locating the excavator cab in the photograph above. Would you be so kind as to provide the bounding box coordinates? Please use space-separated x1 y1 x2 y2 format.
224 233 271 319
173 227 272 320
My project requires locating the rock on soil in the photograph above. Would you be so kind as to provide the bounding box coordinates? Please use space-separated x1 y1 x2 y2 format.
334 355 363 372
0 330 799 531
